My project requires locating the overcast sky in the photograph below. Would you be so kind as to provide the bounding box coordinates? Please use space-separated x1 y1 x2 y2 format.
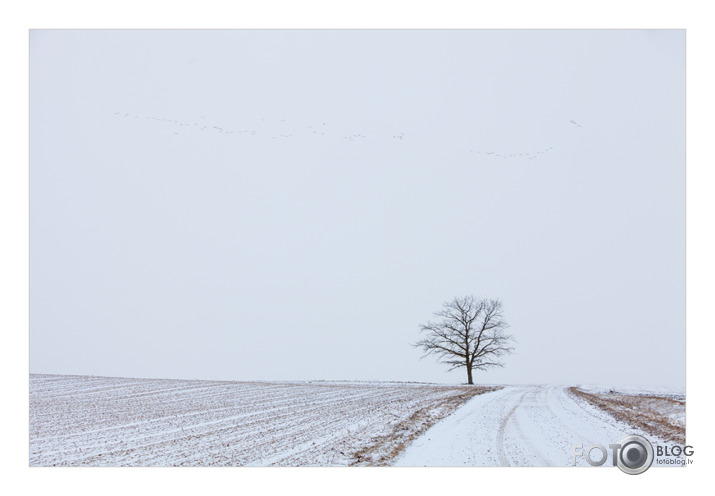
29 30 685 386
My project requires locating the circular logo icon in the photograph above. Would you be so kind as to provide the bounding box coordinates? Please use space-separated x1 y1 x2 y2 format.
617 435 654 475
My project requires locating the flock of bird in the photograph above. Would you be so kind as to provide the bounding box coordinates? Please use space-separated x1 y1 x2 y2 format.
113 112 402 142
469 146 555 161
113 111 580 161
115 112 255 136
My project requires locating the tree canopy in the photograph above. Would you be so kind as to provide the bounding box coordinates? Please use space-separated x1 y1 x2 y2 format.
415 296 515 384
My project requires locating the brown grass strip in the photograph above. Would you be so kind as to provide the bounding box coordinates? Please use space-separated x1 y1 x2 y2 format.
350 386 501 466
568 387 685 444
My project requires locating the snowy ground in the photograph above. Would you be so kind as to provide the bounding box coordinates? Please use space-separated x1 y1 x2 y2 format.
569 385 685 444
31 376 685 467
577 384 685 401
29 374 492 466
394 385 686 467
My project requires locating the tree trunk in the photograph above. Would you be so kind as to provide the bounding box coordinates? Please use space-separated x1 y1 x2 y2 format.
467 365 473 385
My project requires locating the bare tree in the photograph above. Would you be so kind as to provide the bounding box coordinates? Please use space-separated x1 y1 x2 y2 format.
415 296 515 385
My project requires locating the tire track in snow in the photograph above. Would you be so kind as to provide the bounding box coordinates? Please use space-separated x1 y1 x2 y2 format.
541 386 602 448
397 384 682 467
496 388 530 466
508 388 555 466
497 387 555 466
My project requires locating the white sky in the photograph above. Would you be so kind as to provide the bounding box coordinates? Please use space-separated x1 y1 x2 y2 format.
29 29 685 386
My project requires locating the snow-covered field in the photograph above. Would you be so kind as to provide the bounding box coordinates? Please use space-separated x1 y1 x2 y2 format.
577 384 685 401
30 376 686 467
569 385 685 445
394 385 686 467
29 374 493 466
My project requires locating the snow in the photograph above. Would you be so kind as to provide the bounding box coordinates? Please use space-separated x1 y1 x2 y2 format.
576 384 685 400
29 374 484 466
574 384 686 434
31 375 686 467
394 385 685 467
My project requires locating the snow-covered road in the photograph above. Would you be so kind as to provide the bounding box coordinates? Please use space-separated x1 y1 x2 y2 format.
394 385 680 467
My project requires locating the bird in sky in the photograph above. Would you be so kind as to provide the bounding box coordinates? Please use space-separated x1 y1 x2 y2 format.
112 111 558 163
